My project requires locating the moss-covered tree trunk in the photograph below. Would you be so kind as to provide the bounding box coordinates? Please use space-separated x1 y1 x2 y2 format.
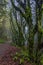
35 0 42 64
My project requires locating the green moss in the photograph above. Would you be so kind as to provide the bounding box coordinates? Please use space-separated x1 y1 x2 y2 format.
40 54 43 65
0 38 5 43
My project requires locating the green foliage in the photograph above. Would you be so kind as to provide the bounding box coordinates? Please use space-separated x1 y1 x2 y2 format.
0 27 3 37
20 58 24 64
40 54 43 65
0 0 8 39
0 38 5 43
11 49 30 64
13 56 18 61
42 4 43 9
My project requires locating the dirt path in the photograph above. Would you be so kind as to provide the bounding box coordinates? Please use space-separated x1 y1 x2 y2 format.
0 40 12 57
0 41 32 65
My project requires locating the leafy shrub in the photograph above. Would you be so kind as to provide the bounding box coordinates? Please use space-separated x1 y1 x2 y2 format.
11 49 30 64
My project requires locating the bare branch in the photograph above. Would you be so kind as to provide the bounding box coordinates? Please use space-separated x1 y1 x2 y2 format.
16 0 26 10
11 0 26 20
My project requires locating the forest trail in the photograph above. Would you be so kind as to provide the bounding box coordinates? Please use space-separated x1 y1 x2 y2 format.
0 41 33 65
0 40 12 57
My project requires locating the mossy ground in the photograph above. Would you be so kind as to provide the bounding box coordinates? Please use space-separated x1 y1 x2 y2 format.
0 38 5 43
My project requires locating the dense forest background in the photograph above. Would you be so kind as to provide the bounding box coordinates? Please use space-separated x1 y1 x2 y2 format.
0 0 43 65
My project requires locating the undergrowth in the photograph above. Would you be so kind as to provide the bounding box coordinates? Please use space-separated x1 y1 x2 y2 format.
0 38 5 43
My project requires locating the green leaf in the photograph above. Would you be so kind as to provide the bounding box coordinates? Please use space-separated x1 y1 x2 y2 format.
13 56 18 61
20 58 24 64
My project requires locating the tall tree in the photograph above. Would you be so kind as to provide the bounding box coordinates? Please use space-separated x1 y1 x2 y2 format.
10 0 43 64
0 0 7 38
35 0 43 64
10 0 37 61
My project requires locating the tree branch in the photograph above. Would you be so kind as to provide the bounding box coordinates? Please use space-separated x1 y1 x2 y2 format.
33 24 38 34
11 0 26 20
16 0 26 10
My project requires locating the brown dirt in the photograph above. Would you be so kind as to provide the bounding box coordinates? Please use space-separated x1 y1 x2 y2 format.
0 43 33 65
